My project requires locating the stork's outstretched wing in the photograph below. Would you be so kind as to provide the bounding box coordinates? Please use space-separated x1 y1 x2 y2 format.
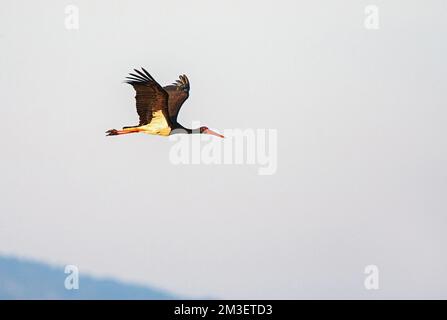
125 68 171 127
163 75 190 123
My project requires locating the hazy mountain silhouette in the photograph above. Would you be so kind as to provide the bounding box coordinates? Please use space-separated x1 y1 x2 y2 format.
0 255 176 299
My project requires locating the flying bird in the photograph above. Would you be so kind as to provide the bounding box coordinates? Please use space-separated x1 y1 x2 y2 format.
106 68 224 138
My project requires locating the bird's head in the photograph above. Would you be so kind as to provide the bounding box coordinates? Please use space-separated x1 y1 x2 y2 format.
200 126 224 138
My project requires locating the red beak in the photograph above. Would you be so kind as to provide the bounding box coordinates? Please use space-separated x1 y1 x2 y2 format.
204 129 224 138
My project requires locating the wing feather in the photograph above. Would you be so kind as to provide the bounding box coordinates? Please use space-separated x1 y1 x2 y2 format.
125 68 171 127
163 74 190 124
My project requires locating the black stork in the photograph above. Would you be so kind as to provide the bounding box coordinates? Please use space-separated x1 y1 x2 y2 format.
106 68 224 138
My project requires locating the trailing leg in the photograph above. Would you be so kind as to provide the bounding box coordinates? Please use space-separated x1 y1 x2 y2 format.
105 127 141 136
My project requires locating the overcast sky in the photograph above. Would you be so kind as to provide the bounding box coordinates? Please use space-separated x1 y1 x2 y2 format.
0 0 446 298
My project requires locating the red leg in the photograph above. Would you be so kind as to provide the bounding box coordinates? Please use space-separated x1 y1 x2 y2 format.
106 128 141 136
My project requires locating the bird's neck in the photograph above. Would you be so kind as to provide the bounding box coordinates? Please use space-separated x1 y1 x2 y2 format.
171 124 199 134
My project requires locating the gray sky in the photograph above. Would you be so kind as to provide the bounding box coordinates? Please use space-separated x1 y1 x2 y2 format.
0 0 446 298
